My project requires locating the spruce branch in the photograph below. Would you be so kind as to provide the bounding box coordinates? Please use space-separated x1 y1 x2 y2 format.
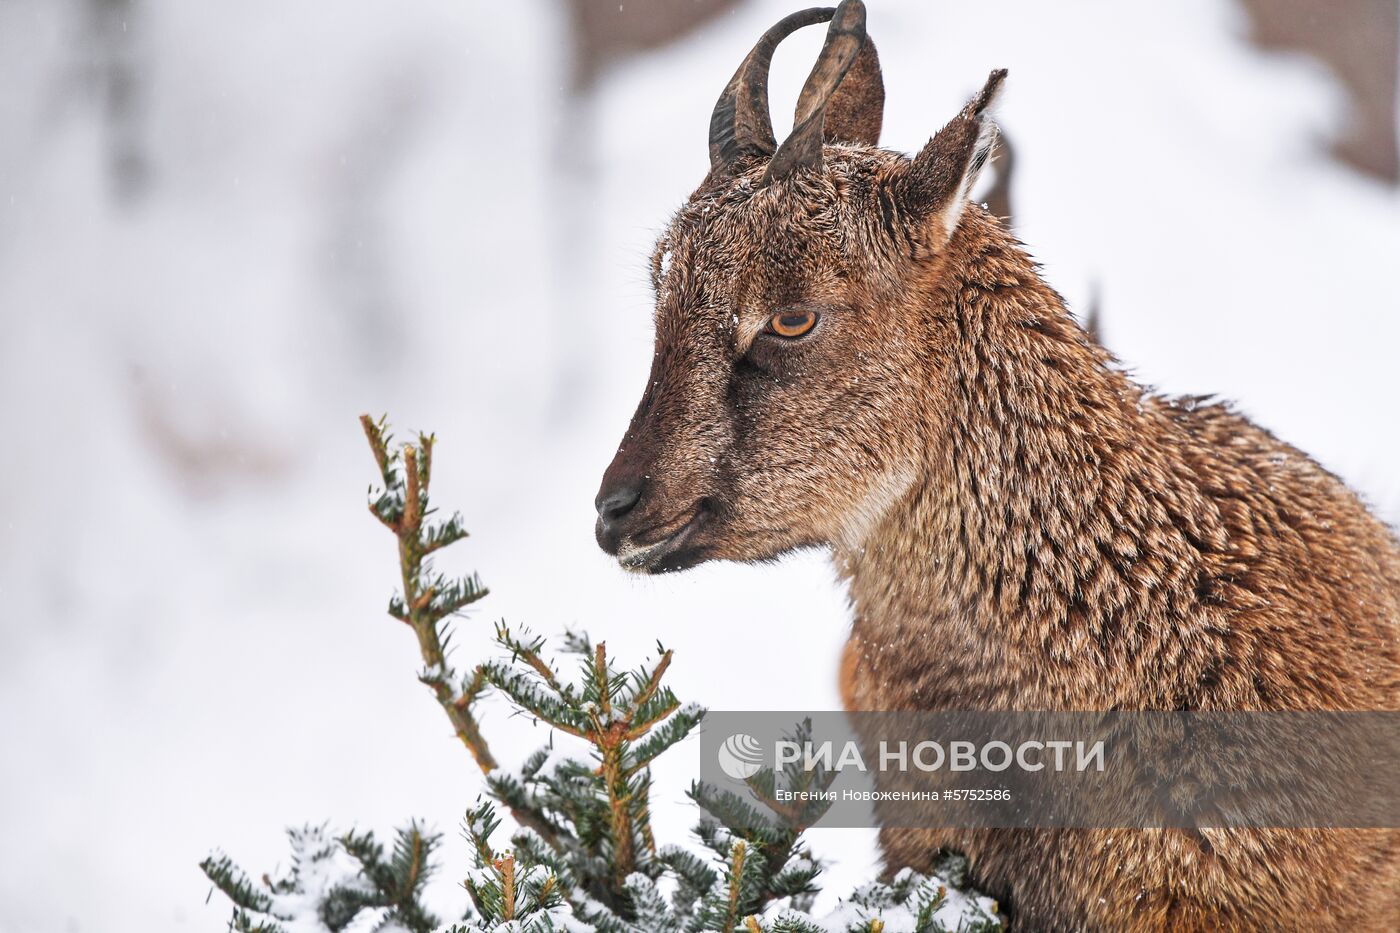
201 853 276 916
724 841 752 933
225 909 286 933
203 825 443 933
462 801 569 927
478 625 705 912
495 622 570 696
360 413 496 774
364 415 574 854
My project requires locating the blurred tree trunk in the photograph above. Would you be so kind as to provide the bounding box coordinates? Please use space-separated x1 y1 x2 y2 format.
85 0 148 203
545 1 745 418
564 0 742 92
1239 0 1399 183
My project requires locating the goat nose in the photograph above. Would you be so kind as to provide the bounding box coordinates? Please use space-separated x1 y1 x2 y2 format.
596 482 642 523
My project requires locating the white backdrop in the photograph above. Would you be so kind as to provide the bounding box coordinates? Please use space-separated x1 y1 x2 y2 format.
0 1 1396 930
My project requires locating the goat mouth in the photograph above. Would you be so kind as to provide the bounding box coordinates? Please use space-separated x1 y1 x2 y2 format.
617 502 712 574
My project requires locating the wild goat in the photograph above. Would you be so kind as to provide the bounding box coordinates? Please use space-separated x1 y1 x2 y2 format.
594 3 1400 929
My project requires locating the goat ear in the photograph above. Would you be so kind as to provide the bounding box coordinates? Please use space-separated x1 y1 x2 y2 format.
894 69 1006 245
823 34 884 146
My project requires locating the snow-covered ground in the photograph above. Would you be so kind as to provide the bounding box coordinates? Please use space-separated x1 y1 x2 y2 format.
0 1 1396 930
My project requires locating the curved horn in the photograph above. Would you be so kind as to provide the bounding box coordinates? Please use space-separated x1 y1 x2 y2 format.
763 0 868 185
708 7 835 171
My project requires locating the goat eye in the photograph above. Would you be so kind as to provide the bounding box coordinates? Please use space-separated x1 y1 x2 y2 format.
766 310 818 338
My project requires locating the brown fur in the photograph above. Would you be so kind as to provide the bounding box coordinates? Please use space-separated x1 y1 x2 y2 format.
595 12 1400 929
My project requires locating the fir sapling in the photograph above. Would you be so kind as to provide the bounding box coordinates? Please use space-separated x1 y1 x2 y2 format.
200 417 1003 932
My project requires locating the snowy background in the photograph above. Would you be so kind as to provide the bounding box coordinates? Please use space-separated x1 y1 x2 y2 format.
1 1 1397 930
